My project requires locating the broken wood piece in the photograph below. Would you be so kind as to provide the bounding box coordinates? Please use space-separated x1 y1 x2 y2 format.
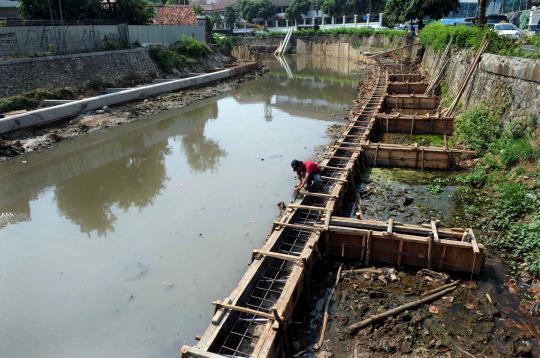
421 280 460 297
341 267 383 275
315 264 343 350
273 221 323 231
287 204 330 211
346 285 458 335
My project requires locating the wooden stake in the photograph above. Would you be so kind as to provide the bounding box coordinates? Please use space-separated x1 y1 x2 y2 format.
421 280 460 297
315 264 343 350
427 233 434 269
346 285 458 335
364 230 372 265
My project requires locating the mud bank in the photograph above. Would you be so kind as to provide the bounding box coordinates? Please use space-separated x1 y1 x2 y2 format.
0 67 264 163
290 169 539 357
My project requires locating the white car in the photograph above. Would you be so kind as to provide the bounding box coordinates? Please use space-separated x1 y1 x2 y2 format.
494 23 522 39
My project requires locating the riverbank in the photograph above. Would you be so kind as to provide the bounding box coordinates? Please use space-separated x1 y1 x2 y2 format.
0 66 264 163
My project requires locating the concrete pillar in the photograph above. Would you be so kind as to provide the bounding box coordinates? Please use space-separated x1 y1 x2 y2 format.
286 19 289 27
366 13 370 26
303 17 306 25
343 15 346 24
379 12 384 25
295 19 297 26
322 16 325 26
354 14 357 24
331 16 335 25
275 20 278 27
265 20 268 28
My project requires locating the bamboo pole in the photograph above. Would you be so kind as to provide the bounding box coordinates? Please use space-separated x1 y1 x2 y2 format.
421 280 460 297
315 264 343 350
346 285 458 335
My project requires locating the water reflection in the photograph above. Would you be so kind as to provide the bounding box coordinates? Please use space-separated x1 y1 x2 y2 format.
54 141 170 236
180 102 227 173
234 55 363 119
0 101 226 235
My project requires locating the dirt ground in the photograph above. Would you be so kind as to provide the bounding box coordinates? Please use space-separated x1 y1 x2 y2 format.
0 68 265 164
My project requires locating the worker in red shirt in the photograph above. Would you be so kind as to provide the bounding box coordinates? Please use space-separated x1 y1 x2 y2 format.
291 159 322 193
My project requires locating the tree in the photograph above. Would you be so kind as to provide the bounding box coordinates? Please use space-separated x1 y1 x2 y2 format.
19 0 102 21
193 3 203 15
478 0 487 26
105 0 155 24
320 0 348 18
224 5 238 29
237 0 275 23
384 0 459 29
286 0 310 22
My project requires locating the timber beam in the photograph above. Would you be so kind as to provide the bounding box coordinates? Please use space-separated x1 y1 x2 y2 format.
326 217 484 275
388 73 424 82
387 81 429 94
362 143 475 170
384 94 438 110
373 113 454 135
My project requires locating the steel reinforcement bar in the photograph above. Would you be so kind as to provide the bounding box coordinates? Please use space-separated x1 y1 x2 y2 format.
181 62 389 358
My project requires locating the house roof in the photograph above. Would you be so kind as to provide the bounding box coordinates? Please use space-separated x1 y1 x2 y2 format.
152 5 198 25
199 0 236 12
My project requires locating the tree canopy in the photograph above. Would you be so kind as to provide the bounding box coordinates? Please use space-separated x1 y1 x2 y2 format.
192 3 203 15
384 0 459 28
19 0 155 24
19 0 102 21
319 0 348 18
224 5 238 28
237 0 275 23
286 0 310 22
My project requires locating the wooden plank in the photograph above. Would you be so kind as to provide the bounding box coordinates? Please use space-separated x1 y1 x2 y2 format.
387 218 394 235
427 233 434 269
365 230 372 265
470 229 480 254
252 249 304 264
213 300 274 320
273 221 323 231
298 191 338 199
431 220 439 242
288 204 330 211
181 345 229 358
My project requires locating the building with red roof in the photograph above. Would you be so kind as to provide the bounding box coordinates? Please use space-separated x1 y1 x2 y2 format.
153 5 199 26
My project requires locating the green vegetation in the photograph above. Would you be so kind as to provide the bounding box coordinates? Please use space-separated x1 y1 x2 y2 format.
212 34 235 55
237 0 275 23
427 177 449 194
192 3 203 15
19 0 154 24
453 103 540 276
419 23 540 59
0 88 77 114
286 0 311 22
384 0 459 29
294 27 406 39
224 5 238 29
176 35 210 57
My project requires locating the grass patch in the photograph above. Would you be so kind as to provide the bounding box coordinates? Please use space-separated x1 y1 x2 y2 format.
149 46 197 73
175 35 210 58
419 22 540 59
453 103 540 276
0 87 77 114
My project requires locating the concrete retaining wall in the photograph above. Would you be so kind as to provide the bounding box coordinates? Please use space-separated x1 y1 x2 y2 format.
296 34 411 59
0 48 160 97
0 62 258 134
422 47 540 136
0 24 205 57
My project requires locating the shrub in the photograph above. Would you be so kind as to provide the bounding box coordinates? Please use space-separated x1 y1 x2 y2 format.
212 34 235 55
497 138 540 167
0 95 36 113
149 47 177 72
175 35 210 57
455 104 502 154
419 23 540 59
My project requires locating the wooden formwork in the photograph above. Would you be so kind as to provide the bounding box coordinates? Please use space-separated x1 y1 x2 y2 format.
388 73 424 82
384 94 439 110
387 82 429 94
373 113 454 135
362 142 474 170
181 58 484 358
326 217 484 276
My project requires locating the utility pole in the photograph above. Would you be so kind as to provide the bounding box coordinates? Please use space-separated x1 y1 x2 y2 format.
58 0 64 26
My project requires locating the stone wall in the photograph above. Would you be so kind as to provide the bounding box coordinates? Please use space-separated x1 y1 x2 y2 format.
422 47 540 135
0 48 160 97
234 36 285 53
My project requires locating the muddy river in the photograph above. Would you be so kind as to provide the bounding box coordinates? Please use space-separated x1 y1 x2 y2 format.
0 56 363 358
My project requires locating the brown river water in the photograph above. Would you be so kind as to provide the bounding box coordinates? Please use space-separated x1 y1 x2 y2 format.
0 56 363 358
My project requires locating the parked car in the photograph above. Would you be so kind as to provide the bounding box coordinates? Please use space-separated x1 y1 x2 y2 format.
494 22 522 39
